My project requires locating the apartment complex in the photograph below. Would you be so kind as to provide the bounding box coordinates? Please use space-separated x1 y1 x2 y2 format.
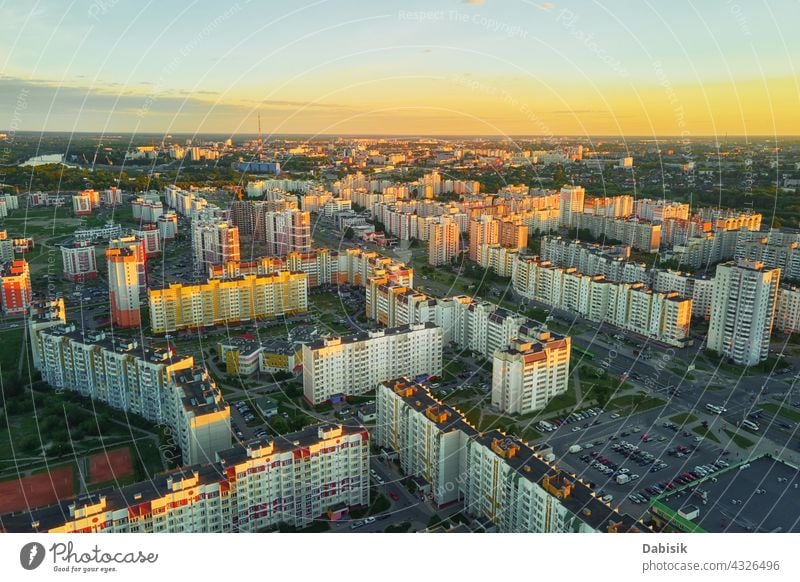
492 333 571 415
376 379 644 533
209 247 413 292
0 259 32 315
157 212 179 241
106 246 141 327
635 199 690 222
61 240 98 281
540 235 647 284
1 424 369 533
708 259 780 366
148 271 308 334
230 200 312 255
513 256 692 346
735 229 800 280
574 215 661 253
376 379 475 506
302 323 443 404
108 235 147 291
468 214 528 262
30 323 230 465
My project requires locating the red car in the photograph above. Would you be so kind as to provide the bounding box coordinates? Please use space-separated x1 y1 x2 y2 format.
389 491 400 501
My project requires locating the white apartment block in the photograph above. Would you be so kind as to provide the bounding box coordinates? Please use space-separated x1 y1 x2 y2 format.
4 424 368 533
428 218 460 266
776 286 800 333
635 199 690 222
735 229 800 280
302 323 443 404
192 220 240 271
376 379 473 506
376 380 644 533
574 215 661 253
513 256 692 346
540 235 648 284
708 260 780 366
651 269 715 318
492 333 571 415
31 325 230 465
667 230 739 268
477 244 519 277
558 185 585 227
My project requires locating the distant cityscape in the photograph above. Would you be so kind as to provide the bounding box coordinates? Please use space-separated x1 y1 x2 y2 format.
0 132 799 534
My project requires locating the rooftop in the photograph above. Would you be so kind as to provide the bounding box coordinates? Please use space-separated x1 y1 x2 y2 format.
652 455 800 533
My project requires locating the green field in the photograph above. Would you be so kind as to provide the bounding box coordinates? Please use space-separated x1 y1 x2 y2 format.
723 429 755 449
670 412 698 426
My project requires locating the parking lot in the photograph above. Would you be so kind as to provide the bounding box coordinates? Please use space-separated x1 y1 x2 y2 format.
543 409 741 519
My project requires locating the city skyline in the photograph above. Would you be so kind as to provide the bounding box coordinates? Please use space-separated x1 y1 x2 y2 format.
2 0 799 135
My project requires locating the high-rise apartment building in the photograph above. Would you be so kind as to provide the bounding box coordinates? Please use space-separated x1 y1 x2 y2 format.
0 259 32 315
61 240 98 281
468 215 500 261
302 323 443 404
428 218 459 266
558 185 585 227
376 379 644 533
148 271 308 334
108 236 147 291
157 212 179 241
192 221 240 271
2 424 368 533
106 247 141 327
30 324 229 465
492 333 571 415
708 259 780 366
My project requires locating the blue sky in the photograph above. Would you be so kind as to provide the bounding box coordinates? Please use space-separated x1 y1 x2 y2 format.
1 0 798 135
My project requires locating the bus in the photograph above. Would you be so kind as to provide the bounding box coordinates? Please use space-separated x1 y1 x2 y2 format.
705 403 724 414
740 419 760 432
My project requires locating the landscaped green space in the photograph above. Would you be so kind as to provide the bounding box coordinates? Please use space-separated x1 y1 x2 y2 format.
607 393 666 416
691 424 720 443
723 429 755 449
670 412 698 426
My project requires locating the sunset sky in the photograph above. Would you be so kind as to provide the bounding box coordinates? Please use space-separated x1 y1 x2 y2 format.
1 0 798 136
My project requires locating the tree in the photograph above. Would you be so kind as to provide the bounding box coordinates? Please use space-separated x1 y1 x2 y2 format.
344 227 355 240
552 165 567 187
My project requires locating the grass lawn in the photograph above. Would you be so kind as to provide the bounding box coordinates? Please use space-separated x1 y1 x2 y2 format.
541 388 578 415
670 412 698 426
723 429 755 449
0 327 25 383
607 393 666 416
691 424 720 443
762 402 800 423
